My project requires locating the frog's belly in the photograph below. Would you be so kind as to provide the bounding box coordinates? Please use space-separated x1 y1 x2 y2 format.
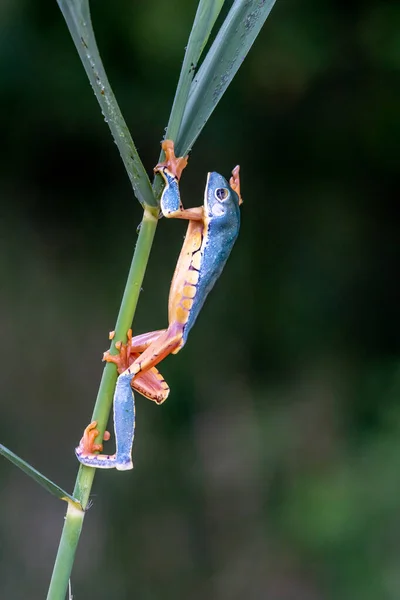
168 220 205 348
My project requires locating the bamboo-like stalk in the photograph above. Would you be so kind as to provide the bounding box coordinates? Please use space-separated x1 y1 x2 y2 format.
46 207 158 600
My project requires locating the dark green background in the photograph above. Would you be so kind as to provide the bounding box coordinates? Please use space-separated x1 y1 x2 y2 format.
1 1 399 598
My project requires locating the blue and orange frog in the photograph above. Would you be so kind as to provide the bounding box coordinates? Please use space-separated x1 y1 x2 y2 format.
76 140 243 470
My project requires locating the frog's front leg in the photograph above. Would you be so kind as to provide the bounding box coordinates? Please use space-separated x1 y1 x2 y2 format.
155 140 204 221
75 371 136 470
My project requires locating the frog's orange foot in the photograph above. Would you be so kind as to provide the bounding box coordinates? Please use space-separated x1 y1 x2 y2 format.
103 329 136 374
154 139 188 181
230 165 243 205
77 421 111 456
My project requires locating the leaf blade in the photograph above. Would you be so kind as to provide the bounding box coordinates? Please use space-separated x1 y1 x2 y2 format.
177 0 277 155
165 0 225 146
57 0 156 207
153 0 225 199
0 443 82 509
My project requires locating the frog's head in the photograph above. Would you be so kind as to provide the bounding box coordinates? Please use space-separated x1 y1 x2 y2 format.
204 167 242 225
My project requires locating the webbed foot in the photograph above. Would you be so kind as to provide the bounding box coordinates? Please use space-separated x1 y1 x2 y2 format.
103 329 137 374
76 421 111 456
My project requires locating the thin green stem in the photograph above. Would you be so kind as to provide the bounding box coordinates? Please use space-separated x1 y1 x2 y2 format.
46 206 158 600
46 503 85 600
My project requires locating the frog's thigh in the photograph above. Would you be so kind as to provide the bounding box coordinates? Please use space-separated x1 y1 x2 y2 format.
130 322 184 376
130 329 167 352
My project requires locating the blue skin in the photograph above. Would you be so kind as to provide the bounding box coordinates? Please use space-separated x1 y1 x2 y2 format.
182 172 241 343
76 169 241 470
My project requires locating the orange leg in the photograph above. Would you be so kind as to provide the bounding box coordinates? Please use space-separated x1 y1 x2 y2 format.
75 325 176 470
127 321 185 379
104 329 170 404
130 329 168 352
76 373 135 470
154 140 204 221
103 329 161 372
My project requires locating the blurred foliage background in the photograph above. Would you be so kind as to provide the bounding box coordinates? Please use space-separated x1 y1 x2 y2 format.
1 0 399 598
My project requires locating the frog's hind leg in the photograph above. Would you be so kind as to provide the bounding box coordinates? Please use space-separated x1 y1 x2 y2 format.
75 325 182 469
104 329 170 404
133 368 169 404
75 372 135 470
128 321 185 381
103 329 167 372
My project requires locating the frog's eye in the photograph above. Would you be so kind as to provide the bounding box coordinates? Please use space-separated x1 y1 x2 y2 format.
215 187 229 202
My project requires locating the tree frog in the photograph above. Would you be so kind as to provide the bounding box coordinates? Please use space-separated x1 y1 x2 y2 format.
76 140 242 470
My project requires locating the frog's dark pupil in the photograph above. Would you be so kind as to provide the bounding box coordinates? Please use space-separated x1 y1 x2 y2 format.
216 188 228 200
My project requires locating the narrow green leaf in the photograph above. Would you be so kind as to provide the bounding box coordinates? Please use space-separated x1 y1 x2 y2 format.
0 443 82 509
165 0 225 144
57 0 156 207
177 0 277 155
153 0 225 200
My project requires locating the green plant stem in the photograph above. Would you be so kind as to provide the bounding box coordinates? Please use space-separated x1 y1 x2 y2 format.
46 206 158 600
